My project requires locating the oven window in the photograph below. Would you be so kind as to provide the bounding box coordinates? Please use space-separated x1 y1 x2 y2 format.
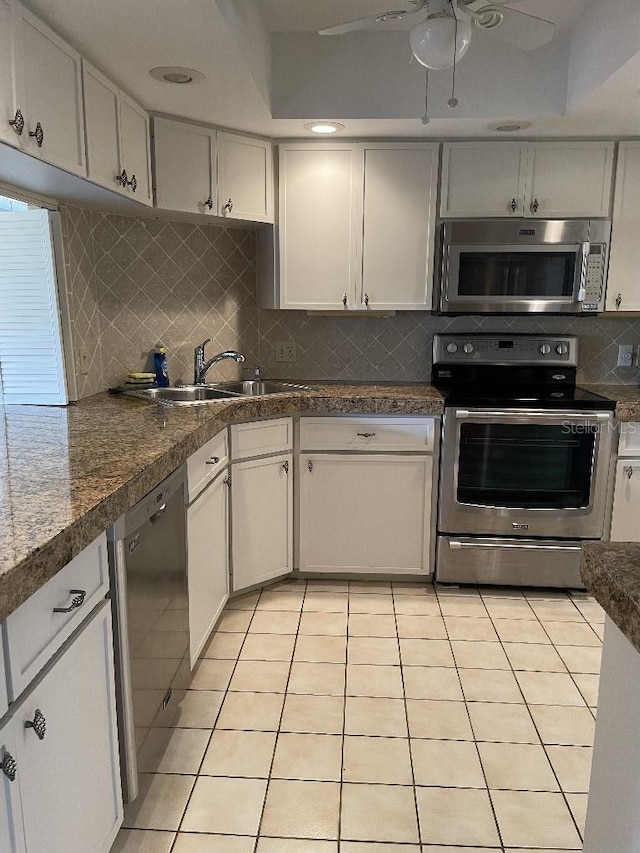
458 252 576 298
457 422 596 509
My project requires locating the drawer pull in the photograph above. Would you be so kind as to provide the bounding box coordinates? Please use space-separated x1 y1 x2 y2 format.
206 456 220 465
53 589 86 614
1 751 17 781
25 709 46 740
357 432 376 438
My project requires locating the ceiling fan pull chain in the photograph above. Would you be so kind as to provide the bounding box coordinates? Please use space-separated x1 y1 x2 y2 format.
448 0 459 108
421 68 430 124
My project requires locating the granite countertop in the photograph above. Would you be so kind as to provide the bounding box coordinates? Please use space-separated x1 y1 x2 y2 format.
582 385 640 422
581 542 640 653
0 383 444 621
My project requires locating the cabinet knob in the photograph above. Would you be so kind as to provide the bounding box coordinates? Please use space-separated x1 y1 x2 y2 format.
116 169 128 187
363 293 370 307
357 432 376 439
1 752 17 781
342 293 348 307
29 121 44 147
25 709 47 741
530 198 540 214
8 109 24 135
307 460 313 473
615 293 623 310
224 475 231 488
205 456 220 465
204 196 214 210
509 198 518 213
282 460 289 474
223 197 233 215
53 589 86 614
127 174 138 193
625 466 634 480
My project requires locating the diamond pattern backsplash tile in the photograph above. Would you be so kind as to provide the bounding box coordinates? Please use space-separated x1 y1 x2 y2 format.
61 204 640 396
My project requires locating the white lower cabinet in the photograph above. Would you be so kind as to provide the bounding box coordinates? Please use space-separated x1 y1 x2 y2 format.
610 457 640 541
2 601 122 853
300 454 432 575
0 718 25 852
187 470 229 667
231 453 293 591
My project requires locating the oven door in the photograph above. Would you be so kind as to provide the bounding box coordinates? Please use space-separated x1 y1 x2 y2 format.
441 242 586 314
439 407 614 539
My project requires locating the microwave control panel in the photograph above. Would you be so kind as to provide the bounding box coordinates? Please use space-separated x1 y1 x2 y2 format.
582 245 605 311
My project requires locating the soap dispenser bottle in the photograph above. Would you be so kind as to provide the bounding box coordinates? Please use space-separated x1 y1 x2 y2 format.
153 344 170 387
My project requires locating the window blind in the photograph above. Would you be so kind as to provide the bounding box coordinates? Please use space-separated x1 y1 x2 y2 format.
0 208 68 405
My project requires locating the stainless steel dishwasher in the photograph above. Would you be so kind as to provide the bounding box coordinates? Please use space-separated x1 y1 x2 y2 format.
108 466 188 803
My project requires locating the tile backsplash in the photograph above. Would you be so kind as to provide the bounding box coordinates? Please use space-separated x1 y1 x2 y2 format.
62 205 640 398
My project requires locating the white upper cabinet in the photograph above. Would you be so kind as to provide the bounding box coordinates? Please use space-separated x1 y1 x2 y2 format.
606 142 640 312
441 142 527 217
441 141 614 219
153 117 215 214
153 118 272 222
217 131 273 222
118 93 152 206
12 3 85 176
279 143 360 310
0 0 19 148
525 142 614 219
360 143 438 310
83 62 152 206
277 141 439 311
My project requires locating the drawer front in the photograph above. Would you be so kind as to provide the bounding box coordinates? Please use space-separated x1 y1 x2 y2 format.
0 633 7 718
300 416 436 452
618 423 640 456
3 533 109 700
187 429 228 502
231 417 293 460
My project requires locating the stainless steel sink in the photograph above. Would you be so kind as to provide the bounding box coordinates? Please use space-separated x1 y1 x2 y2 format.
123 380 309 405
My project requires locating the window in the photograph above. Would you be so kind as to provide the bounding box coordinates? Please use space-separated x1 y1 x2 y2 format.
0 196 71 405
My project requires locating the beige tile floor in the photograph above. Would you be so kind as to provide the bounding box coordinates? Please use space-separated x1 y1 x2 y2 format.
112 579 604 853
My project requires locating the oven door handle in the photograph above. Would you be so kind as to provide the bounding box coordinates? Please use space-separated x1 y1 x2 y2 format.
449 540 582 553
454 409 611 421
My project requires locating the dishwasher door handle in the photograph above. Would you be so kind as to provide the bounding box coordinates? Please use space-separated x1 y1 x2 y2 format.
149 504 167 523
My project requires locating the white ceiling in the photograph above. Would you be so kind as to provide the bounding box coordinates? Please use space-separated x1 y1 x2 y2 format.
22 0 640 139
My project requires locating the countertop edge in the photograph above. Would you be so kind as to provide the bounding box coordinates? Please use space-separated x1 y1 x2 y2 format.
581 542 640 654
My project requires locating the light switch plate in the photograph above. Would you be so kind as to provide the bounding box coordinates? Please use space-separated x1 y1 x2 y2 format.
275 341 297 363
617 344 636 368
79 347 90 375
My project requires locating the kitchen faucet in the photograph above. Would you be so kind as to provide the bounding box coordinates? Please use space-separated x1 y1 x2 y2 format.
193 339 246 384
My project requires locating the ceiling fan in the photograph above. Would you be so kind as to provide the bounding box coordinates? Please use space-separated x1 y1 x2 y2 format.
319 0 556 70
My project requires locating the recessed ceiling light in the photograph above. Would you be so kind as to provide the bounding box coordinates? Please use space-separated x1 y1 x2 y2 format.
150 66 205 85
489 121 532 132
303 121 345 134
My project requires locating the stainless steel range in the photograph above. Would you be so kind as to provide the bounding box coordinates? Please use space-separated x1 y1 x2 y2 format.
432 334 616 588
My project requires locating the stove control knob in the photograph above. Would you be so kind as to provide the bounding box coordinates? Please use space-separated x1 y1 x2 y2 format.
540 344 551 355
463 343 474 354
556 343 569 355
446 342 458 354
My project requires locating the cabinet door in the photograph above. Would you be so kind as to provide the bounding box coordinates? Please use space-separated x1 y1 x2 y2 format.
119 93 152 206
610 459 640 542
217 131 273 223
153 117 215 214
16 602 122 853
0 717 26 853
300 454 432 575
361 143 438 310
82 62 122 194
606 142 640 312
279 143 360 309
0 0 19 148
13 5 85 175
187 472 229 667
232 453 293 590
526 142 614 218
440 142 526 217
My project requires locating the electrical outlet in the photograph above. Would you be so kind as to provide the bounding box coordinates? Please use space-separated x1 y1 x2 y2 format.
79 347 90 376
275 341 297 363
617 344 636 368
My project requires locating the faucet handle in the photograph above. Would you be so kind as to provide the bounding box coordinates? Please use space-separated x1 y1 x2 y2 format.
196 338 212 355
254 366 261 380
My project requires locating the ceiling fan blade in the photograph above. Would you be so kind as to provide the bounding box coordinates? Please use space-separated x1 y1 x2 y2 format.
474 6 555 50
319 2 428 36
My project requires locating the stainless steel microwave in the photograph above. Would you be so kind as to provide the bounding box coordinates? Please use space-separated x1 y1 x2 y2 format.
436 219 611 314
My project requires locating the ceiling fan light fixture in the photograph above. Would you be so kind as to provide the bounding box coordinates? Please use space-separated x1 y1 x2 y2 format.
304 121 345 134
409 15 472 70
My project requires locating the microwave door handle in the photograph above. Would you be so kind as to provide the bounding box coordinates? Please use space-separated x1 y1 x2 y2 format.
577 241 590 302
